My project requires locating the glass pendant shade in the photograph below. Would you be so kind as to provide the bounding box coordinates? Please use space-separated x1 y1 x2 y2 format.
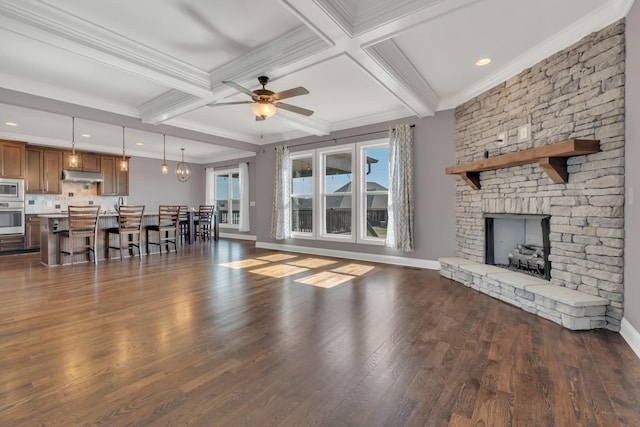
176 148 191 182
251 102 276 118
161 134 168 175
70 117 78 167
120 126 128 172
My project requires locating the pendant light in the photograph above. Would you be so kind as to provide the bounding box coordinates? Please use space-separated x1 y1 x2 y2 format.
120 126 128 172
176 148 191 182
161 134 168 175
69 117 79 168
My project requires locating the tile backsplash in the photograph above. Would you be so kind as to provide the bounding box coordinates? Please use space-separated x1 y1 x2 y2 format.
25 182 125 214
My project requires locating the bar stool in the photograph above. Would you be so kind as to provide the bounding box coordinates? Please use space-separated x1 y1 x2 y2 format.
105 205 145 261
58 205 100 266
146 205 180 254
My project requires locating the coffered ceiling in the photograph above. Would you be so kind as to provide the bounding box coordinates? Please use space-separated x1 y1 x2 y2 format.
0 0 633 163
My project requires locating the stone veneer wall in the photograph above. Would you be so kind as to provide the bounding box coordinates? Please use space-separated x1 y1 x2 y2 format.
453 20 625 330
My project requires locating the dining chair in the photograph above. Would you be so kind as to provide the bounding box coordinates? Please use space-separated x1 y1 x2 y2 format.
195 205 215 241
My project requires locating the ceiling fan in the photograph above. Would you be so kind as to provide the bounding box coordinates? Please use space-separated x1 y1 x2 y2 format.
208 76 313 120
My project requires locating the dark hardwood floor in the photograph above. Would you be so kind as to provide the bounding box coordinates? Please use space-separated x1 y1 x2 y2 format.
0 240 639 426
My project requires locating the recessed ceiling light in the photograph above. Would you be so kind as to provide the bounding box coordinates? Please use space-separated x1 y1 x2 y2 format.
81 133 91 138
476 58 492 66
4 122 17 126
135 142 144 146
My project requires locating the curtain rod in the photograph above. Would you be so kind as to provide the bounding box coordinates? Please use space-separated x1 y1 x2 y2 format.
276 124 415 150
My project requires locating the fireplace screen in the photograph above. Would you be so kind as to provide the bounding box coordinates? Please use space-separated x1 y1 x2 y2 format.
484 214 551 280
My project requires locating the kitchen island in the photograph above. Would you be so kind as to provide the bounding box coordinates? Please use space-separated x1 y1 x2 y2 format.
40 212 180 266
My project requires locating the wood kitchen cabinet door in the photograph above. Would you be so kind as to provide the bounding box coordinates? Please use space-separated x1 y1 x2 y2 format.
98 156 117 195
43 150 63 194
81 153 101 172
26 148 44 193
0 140 26 178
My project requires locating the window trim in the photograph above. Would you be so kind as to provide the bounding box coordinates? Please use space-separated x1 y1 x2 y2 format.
212 168 240 229
357 139 389 246
317 145 356 243
290 150 315 239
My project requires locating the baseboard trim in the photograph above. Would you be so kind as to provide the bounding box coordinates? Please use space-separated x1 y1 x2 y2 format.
255 241 441 270
621 318 640 360
219 233 257 241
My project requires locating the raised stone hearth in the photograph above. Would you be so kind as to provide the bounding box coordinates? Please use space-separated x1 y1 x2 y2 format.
440 257 609 330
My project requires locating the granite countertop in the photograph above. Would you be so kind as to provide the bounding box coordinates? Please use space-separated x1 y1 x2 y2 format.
38 211 159 218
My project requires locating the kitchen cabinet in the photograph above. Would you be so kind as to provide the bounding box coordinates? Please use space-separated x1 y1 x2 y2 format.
25 215 41 250
26 147 63 194
98 155 129 196
0 235 24 252
63 152 101 172
0 140 26 178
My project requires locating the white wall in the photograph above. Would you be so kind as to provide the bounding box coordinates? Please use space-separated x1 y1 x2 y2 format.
624 2 640 336
127 156 205 209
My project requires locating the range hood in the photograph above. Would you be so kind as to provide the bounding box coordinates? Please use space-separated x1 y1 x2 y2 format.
61 170 104 183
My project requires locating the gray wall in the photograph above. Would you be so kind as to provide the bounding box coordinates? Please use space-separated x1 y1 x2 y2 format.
203 156 257 237
255 110 457 262
127 156 205 209
625 3 640 331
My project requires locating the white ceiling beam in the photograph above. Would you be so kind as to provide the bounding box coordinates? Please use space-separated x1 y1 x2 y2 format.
277 0 482 119
0 0 211 98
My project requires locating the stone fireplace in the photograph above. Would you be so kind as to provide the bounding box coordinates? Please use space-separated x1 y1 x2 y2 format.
485 214 551 280
442 20 625 331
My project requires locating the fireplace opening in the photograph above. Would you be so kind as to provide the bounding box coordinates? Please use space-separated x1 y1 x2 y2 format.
484 214 551 280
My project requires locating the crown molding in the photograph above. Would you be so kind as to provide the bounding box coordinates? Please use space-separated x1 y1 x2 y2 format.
364 39 438 116
330 107 410 132
313 0 442 37
0 0 211 97
438 0 632 110
164 117 261 144
210 25 330 86
276 110 331 136
139 90 206 124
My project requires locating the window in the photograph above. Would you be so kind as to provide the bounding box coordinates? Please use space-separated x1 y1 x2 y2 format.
287 139 389 245
358 141 389 245
291 152 314 238
212 169 240 227
319 147 355 241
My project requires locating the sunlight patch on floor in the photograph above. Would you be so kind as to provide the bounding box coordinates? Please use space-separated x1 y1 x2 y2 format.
256 254 299 262
287 258 338 269
219 259 269 269
249 264 309 278
331 264 375 276
295 271 355 288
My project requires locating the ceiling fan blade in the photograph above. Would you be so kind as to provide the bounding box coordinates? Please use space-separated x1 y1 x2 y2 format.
207 101 253 107
272 87 309 101
275 102 314 116
221 81 255 97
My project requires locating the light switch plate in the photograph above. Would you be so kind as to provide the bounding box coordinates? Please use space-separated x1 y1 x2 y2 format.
517 124 531 142
496 132 506 146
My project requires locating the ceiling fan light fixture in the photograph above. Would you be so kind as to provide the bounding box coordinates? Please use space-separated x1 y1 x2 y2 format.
251 101 276 119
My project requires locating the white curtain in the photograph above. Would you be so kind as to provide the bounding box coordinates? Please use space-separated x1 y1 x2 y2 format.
205 167 215 205
271 145 291 240
238 162 250 232
386 123 414 251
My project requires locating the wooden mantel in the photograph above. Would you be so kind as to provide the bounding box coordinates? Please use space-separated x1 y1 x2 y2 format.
445 139 600 190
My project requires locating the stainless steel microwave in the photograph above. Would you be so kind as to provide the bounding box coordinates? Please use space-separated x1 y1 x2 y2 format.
0 178 24 202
